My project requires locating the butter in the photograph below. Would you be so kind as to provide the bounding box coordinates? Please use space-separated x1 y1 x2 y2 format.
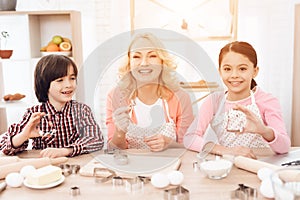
26 165 62 186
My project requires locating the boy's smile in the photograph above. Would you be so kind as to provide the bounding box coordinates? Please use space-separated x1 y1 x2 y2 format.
48 65 77 110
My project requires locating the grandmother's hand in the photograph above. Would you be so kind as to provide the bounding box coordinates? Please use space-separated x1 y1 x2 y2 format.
144 134 172 152
113 106 131 132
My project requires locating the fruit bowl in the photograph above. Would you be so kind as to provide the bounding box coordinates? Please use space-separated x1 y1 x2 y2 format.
41 51 72 57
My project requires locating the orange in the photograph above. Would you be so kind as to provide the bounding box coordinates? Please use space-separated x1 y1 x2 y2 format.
40 46 47 52
62 37 72 44
46 44 60 52
59 42 72 51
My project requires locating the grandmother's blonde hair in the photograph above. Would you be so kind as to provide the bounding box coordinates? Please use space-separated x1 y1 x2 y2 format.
117 33 180 101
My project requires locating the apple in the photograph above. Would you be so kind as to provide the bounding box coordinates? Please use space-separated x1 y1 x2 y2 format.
52 35 63 45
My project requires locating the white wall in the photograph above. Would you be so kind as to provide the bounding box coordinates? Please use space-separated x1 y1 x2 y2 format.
238 0 294 135
12 0 295 136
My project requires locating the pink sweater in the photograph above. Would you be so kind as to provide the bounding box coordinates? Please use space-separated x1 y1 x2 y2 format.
106 87 194 144
183 87 291 154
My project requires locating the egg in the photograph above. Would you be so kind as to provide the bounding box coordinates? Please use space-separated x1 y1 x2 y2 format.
20 165 36 178
167 170 184 185
257 167 274 181
151 173 169 188
5 172 24 188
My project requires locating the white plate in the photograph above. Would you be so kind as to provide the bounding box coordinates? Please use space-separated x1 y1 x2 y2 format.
23 175 65 189
41 51 71 57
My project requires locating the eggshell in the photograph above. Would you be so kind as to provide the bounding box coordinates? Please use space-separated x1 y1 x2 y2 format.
5 172 24 188
257 167 273 181
167 170 184 185
151 173 169 188
20 165 36 178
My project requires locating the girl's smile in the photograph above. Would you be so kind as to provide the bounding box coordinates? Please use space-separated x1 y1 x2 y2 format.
219 51 258 101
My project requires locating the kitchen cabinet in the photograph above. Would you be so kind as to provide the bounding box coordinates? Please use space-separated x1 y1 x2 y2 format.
0 11 83 133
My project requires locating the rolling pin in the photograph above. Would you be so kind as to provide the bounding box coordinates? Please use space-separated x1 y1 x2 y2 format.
0 156 19 166
234 156 300 182
234 156 281 174
0 157 68 179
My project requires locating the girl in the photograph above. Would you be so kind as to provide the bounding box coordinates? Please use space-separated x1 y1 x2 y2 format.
106 33 194 151
183 41 291 158
0 54 104 158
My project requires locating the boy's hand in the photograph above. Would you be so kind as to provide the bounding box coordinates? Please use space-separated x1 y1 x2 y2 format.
12 112 46 148
40 148 72 158
23 112 46 138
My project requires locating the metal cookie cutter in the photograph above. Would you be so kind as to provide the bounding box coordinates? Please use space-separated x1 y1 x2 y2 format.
112 176 124 187
192 161 199 172
60 164 72 176
70 164 80 174
69 186 80 196
230 184 257 200
59 164 81 176
93 168 116 183
164 186 190 200
113 151 129 165
104 148 119 154
137 176 151 184
125 177 143 193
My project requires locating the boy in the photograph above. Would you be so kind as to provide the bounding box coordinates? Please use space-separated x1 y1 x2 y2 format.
0 54 104 157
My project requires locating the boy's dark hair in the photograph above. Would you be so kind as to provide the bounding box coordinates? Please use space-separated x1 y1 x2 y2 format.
34 54 78 102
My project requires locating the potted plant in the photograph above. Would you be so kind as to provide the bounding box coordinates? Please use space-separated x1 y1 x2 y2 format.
0 31 13 59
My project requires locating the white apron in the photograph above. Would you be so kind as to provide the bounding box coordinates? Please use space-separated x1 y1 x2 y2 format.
126 99 176 149
211 91 269 148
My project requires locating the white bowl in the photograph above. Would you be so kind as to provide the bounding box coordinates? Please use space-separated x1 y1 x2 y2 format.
271 168 300 200
200 159 233 179
41 51 71 57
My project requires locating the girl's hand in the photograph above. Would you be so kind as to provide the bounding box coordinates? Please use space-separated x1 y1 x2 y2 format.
234 104 275 141
40 148 72 158
144 134 172 152
233 104 266 134
113 106 131 132
228 146 257 159
213 144 257 159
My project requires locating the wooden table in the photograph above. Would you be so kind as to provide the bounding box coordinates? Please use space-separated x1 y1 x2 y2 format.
0 148 275 200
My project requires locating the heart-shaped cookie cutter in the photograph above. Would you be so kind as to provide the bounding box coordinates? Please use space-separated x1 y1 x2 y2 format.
164 186 190 200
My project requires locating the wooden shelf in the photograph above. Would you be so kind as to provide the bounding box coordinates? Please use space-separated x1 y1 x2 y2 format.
0 11 82 66
0 11 83 130
0 100 34 109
